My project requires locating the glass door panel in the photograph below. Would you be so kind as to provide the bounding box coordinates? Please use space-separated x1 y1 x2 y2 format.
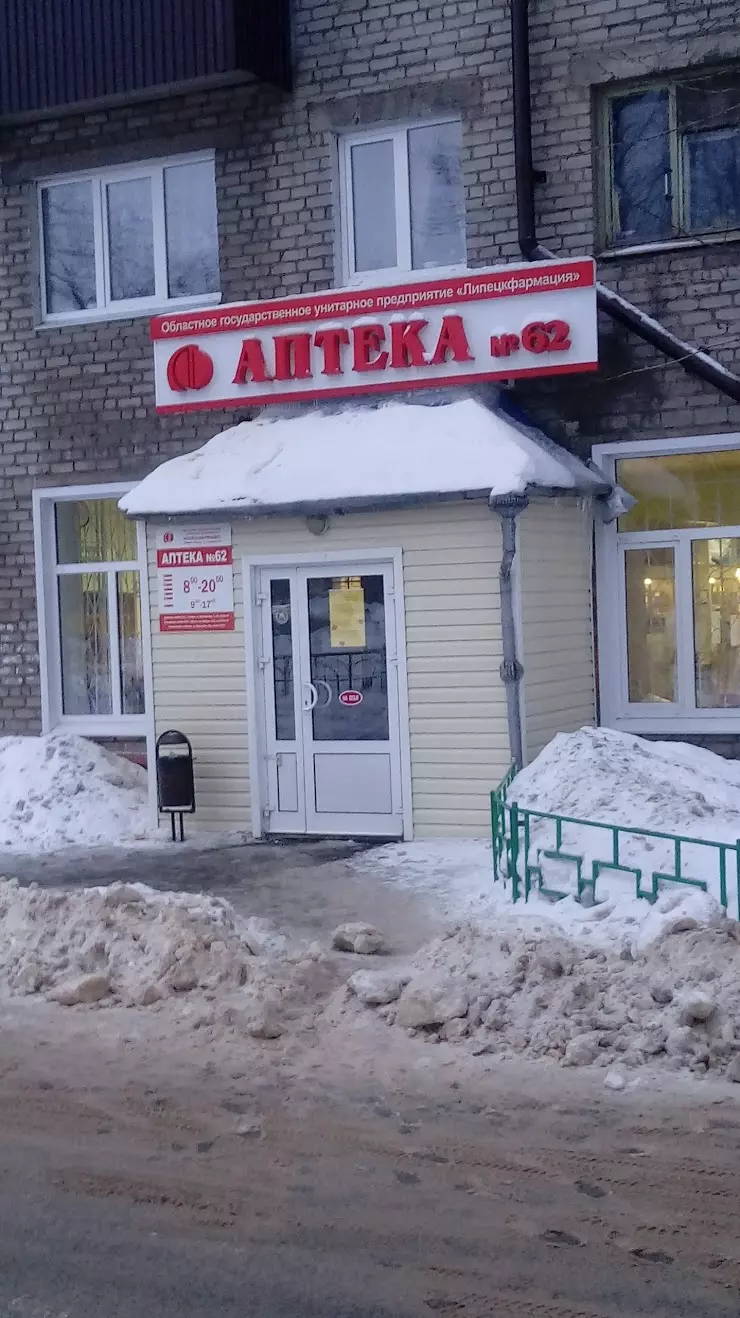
270 578 296 740
624 546 677 703
306 575 390 742
692 536 740 708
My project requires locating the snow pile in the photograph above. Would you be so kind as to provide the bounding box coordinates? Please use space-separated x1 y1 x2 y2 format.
508 727 740 921
511 722 740 832
120 397 603 517
0 733 153 851
511 726 740 839
0 878 345 1036
0 879 270 1007
346 899 740 1081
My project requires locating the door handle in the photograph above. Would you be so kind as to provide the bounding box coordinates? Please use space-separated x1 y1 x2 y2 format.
316 679 333 708
302 681 319 711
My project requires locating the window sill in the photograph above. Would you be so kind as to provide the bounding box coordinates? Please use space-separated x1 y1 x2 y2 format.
342 264 469 290
37 292 222 332
607 713 740 736
598 233 740 260
47 716 149 737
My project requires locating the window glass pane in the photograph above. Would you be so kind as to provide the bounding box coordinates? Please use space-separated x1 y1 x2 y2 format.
616 451 740 531
270 579 295 741
692 538 740 708
56 500 137 565
684 129 740 232
59 573 112 715
164 160 220 298
41 182 97 314
307 575 389 742
676 72 740 134
117 570 145 715
107 177 155 301
610 90 671 242
408 121 466 268
625 548 677 703
350 139 397 271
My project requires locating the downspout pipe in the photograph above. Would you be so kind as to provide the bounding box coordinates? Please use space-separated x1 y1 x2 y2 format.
510 0 740 404
491 492 528 771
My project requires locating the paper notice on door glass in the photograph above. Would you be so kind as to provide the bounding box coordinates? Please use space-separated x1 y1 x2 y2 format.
329 587 366 649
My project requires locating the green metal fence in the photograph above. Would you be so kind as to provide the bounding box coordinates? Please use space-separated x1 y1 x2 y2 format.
490 768 740 917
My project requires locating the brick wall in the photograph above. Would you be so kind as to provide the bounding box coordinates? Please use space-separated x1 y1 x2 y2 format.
1 0 740 732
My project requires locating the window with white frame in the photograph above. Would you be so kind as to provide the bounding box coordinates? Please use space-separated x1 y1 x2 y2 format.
602 69 740 248
596 442 740 729
338 120 466 281
35 489 148 732
38 153 220 322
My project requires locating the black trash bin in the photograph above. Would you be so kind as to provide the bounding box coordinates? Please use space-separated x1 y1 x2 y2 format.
156 730 195 841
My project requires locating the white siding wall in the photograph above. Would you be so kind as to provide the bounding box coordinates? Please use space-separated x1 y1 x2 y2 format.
518 498 596 764
147 501 510 839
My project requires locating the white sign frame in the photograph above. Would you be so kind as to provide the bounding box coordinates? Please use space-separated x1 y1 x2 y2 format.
151 259 598 414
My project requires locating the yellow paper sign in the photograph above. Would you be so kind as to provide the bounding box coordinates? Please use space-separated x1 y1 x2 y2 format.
329 587 366 649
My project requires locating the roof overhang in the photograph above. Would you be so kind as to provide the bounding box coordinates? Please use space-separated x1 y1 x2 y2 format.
121 396 611 520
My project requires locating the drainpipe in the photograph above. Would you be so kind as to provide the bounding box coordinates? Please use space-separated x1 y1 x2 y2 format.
510 0 740 404
491 492 528 770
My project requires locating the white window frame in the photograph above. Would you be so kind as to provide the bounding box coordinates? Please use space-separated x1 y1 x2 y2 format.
338 118 467 286
593 433 740 734
32 484 154 739
38 151 221 326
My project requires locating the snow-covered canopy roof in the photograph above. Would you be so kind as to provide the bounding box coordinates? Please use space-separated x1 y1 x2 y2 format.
120 397 608 518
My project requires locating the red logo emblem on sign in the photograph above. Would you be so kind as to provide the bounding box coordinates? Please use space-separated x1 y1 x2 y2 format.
163 531 174 543
339 690 363 707
167 344 214 392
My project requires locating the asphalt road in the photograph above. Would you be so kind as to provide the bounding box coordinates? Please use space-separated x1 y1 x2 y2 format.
1 840 739 1318
0 1174 400 1318
0 1046 739 1318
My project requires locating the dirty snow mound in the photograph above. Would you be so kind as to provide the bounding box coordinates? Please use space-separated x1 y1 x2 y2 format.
0 733 152 850
345 912 740 1081
0 879 276 1006
511 726 740 840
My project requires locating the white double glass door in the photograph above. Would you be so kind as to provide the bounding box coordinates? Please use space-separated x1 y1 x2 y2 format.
254 561 404 837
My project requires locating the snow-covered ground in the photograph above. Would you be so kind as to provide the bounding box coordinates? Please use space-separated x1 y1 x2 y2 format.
338 730 740 1083
3 724 740 1085
367 726 740 939
511 727 740 924
0 733 155 851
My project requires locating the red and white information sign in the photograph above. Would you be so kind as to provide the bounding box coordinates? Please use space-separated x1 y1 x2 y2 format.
151 258 598 414
156 523 235 633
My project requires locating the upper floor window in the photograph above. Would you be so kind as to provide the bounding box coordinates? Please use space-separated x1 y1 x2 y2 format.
338 120 466 282
602 70 740 248
38 152 220 323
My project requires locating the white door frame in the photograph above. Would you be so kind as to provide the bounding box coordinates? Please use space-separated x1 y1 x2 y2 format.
243 547 413 841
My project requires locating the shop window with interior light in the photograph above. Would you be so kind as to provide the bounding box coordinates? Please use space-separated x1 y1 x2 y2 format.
33 486 148 734
595 443 740 730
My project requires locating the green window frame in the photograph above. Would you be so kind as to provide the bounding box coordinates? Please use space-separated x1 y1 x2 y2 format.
600 69 740 248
